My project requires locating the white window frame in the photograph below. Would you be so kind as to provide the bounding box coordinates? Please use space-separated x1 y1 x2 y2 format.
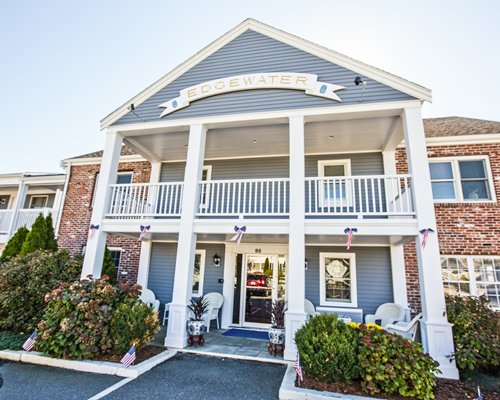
29 195 49 209
319 252 357 307
317 160 352 208
441 255 500 310
92 171 134 208
108 247 123 277
192 249 206 297
429 156 496 203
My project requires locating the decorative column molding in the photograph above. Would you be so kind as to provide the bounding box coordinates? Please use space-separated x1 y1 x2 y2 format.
402 106 458 379
81 130 123 279
165 124 207 348
284 115 307 361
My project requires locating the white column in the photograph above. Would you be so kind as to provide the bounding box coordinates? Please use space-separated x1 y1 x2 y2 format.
402 106 458 379
7 180 28 238
136 162 162 288
165 124 206 348
221 245 235 329
284 116 307 361
81 130 123 279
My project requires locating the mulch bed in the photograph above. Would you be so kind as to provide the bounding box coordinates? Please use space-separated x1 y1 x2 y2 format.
97 344 166 365
297 375 500 400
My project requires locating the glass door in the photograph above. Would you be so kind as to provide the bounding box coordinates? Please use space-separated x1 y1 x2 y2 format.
242 254 286 327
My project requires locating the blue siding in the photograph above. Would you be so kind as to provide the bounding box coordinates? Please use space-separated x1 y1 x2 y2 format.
113 30 414 125
305 246 393 320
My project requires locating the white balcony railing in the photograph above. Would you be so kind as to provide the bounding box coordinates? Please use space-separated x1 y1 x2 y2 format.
13 208 54 232
305 175 414 217
107 182 184 218
197 178 290 216
0 210 14 233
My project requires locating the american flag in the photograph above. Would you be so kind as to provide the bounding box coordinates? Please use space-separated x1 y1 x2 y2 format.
293 354 304 382
419 228 434 249
120 345 136 367
344 227 358 250
476 386 483 400
22 330 37 352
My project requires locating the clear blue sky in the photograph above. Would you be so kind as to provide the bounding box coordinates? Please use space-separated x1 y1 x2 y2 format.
1 0 499 174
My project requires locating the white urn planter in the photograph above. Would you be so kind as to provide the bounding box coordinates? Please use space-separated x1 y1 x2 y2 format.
187 319 206 336
268 327 285 344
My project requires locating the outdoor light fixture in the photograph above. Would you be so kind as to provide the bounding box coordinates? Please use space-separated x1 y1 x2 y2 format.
354 76 364 86
305 258 308 270
213 253 221 267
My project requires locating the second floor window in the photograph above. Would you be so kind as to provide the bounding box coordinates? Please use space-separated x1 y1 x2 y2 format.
429 157 494 202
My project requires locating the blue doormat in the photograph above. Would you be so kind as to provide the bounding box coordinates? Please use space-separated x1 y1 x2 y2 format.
222 328 269 340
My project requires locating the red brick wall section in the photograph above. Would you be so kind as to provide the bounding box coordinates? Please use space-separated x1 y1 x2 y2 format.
57 161 151 285
396 143 500 313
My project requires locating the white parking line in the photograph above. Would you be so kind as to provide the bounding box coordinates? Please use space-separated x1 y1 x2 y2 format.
88 377 136 400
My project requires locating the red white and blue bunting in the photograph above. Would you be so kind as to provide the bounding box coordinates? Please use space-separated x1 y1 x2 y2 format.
230 225 246 245
139 225 151 240
89 224 99 238
419 228 435 249
344 227 358 250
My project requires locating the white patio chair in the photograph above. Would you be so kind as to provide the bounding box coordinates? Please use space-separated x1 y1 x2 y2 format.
139 288 160 313
202 292 224 332
305 299 320 320
385 313 422 340
365 303 405 327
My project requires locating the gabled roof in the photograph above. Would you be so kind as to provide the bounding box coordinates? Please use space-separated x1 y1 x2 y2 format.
423 116 500 137
67 146 137 160
101 18 431 129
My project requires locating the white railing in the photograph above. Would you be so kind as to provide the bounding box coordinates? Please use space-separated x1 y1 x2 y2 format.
0 210 13 233
305 175 414 217
107 182 184 217
13 208 53 232
197 178 290 216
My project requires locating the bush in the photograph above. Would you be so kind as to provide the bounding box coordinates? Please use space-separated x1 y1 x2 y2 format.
0 226 29 261
446 295 500 373
358 326 439 399
0 331 26 350
295 314 361 383
36 277 160 360
0 250 82 332
102 248 117 285
44 214 58 251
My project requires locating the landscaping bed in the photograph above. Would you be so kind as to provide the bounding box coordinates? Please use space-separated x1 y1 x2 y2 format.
297 376 500 400
97 344 166 365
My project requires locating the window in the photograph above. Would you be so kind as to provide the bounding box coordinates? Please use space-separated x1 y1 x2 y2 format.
92 172 133 207
429 157 494 202
192 250 206 297
29 195 48 209
441 255 500 309
108 248 122 278
320 252 357 307
318 160 352 207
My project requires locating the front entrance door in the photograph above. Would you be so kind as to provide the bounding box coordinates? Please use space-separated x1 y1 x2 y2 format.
242 254 286 327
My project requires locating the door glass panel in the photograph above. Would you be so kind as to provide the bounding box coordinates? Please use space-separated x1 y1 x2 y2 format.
244 255 273 324
277 255 286 301
232 254 243 325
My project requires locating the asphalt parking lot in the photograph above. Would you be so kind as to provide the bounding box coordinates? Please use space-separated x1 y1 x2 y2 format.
0 353 287 400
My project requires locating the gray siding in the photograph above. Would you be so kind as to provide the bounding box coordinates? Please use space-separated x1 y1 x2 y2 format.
113 30 414 126
305 246 393 321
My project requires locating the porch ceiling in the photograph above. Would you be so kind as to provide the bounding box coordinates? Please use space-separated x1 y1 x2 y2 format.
124 114 401 162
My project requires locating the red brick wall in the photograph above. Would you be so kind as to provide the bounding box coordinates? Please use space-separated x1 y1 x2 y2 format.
57 161 151 284
396 143 500 312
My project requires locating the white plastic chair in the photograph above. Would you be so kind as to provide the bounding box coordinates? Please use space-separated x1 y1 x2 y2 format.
139 288 160 313
202 292 224 332
385 313 422 340
365 303 405 327
305 299 320 320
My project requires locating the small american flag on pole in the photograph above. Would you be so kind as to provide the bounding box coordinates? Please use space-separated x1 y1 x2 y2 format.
344 227 358 250
120 345 136 367
293 354 304 382
22 330 37 351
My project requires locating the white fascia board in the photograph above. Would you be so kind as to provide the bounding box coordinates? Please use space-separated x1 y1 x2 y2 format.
100 19 431 129
61 154 147 167
22 175 66 185
398 133 500 148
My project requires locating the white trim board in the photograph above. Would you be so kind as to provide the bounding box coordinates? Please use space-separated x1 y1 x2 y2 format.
101 19 430 129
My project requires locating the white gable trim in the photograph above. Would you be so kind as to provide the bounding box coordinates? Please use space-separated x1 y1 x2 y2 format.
100 19 431 129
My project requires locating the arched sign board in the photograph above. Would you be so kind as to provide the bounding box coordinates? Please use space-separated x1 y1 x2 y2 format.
158 72 345 117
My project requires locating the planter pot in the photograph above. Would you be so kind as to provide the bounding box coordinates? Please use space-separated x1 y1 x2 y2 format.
187 319 206 336
268 327 285 344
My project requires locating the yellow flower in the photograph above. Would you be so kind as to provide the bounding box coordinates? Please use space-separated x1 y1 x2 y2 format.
366 323 382 330
347 322 360 329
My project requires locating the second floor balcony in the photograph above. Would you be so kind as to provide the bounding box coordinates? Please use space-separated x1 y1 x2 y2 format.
105 174 414 220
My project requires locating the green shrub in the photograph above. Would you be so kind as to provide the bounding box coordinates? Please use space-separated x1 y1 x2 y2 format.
446 295 500 373
0 331 26 350
44 214 58 251
0 226 29 261
358 326 439 399
295 314 361 383
102 248 117 285
0 250 82 332
36 277 159 360
20 214 48 255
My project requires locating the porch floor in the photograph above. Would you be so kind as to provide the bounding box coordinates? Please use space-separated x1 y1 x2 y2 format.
154 326 286 364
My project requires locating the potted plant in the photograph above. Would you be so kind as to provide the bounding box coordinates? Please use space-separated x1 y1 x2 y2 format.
268 299 286 345
187 297 209 337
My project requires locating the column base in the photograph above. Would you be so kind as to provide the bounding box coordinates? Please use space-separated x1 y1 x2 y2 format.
420 320 459 380
164 303 189 349
283 311 307 361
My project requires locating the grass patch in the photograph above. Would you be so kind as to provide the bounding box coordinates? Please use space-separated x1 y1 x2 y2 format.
0 330 26 350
